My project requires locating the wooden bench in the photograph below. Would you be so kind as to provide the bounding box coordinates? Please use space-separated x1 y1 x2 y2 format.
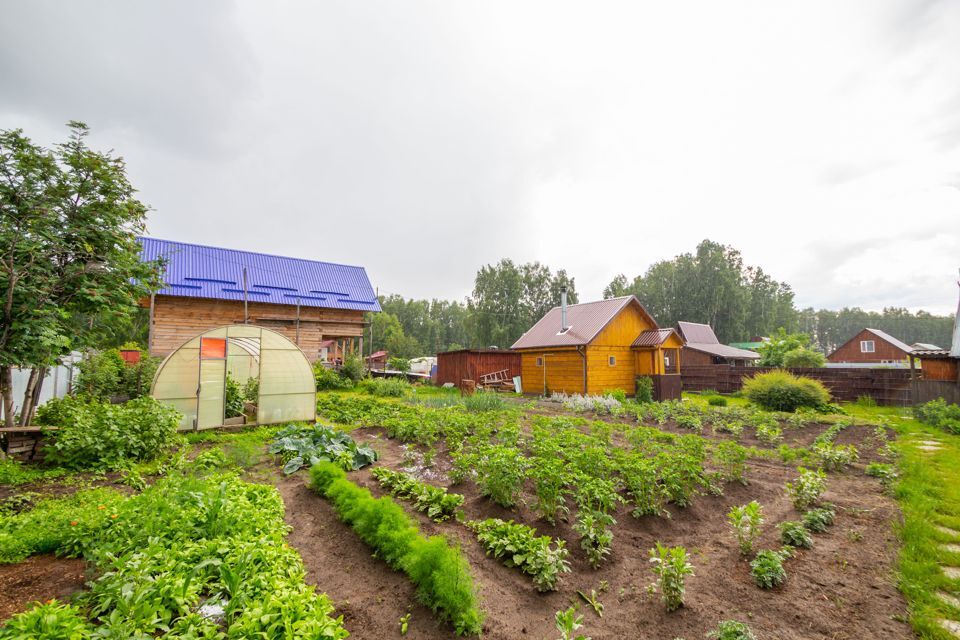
0 426 56 459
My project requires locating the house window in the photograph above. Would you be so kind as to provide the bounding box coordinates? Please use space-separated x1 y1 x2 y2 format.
608 356 616 366
860 340 875 353
536 357 543 367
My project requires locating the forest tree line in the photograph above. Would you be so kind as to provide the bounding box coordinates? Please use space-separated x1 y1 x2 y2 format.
366 240 955 358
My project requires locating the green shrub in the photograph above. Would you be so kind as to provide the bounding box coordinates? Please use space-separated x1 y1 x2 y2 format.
467 518 570 592
40 396 181 470
742 370 831 412
74 346 160 400
387 356 411 373
225 373 245 418
309 462 483 635
649 542 694 611
707 620 757 640
813 442 859 471
708 395 728 407
360 377 411 397
750 549 786 588
914 398 960 434
779 520 813 548
855 394 877 408
372 467 464 522
340 353 366 383
471 444 527 508
782 347 826 368
728 501 763 555
463 391 506 412
603 388 627 403
802 504 836 532
314 363 354 391
635 376 654 403
785 467 827 510
0 600 92 639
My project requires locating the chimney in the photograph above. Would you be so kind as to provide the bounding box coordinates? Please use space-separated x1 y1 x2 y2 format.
560 287 568 332
951 269 960 358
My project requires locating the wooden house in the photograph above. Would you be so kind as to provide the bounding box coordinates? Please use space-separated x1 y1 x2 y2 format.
366 350 389 370
677 321 761 366
826 328 913 365
435 349 522 389
510 295 684 398
139 238 379 363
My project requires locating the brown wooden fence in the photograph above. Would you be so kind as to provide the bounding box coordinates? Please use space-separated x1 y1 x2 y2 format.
680 365 918 406
913 379 960 406
435 350 522 389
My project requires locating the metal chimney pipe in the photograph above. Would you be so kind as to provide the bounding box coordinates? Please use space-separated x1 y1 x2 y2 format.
560 287 568 331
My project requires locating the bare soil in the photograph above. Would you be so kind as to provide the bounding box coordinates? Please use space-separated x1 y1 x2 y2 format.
0 555 87 619
275 423 912 640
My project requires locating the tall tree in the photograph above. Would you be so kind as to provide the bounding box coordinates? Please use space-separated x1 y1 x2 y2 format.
0 123 161 427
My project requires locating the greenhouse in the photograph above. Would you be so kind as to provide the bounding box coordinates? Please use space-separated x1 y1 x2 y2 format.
151 324 316 430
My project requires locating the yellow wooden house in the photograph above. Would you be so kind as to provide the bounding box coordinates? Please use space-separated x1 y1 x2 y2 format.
510 295 684 398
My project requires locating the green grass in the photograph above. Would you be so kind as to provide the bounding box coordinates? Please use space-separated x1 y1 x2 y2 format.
0 458 68 487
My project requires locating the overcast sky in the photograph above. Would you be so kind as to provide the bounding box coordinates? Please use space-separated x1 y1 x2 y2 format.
2 0 959 313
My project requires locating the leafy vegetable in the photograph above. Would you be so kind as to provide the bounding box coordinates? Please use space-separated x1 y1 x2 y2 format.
269 422 378 474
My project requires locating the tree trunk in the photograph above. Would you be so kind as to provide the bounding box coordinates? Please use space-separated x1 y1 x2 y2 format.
0 366 13 430
25 367 46 426
18 368 40 427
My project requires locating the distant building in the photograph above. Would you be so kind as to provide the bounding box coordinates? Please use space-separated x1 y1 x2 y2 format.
911 342 942 351
826 328 913 365
366 350 388 370
677 322 761 366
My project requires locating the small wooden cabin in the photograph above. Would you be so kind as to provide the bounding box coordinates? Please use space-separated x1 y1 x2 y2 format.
827 328 913 365
510 296 684 398
139 238 379 363
435 349 521 389
677 321 761 367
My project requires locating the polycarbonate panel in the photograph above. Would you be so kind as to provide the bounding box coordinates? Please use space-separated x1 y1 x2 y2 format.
227 324 263 338
197 359 226 429
261 328 299 350
227 353 259 386
259 349 315 395
152 347 200 401
258 392 315 425
166 397 198 430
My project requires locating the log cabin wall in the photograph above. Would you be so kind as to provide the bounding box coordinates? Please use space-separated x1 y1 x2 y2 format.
827 328 910 364
149 295 365 362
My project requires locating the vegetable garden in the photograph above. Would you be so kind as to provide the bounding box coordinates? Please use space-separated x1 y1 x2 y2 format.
0 384 944 639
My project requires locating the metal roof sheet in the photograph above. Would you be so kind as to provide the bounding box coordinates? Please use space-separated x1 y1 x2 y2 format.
685 342 761 359
863 328 914 354
139 237 381 312
511 296 654 350
677 321 720 344
631 328 680 348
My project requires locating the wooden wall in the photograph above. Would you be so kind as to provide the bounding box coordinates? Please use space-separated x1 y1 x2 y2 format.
435 351 522 388
827 329 910 364
921 358 959 382
519 349 585 395
682 348 716 366
149 295 365 362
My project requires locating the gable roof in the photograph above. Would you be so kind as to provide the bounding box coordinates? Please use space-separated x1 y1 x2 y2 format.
511 296 656 350
139 237 380 313
828 327 913 357
677 321 759 360
632 328 682 348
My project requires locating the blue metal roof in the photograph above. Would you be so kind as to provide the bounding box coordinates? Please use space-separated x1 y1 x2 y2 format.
139 237 381 312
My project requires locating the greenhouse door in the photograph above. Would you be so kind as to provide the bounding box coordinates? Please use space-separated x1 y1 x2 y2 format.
197 337 227 429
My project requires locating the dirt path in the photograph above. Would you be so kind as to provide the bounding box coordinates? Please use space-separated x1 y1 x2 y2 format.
0 555 87 620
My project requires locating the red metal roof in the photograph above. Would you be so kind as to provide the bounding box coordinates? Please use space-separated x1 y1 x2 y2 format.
511 296 657 350
677 321 720 344
631 328 681 348
685 342 760 360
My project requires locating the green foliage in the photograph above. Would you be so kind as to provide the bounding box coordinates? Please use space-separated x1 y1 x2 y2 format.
225 373 245 418
634 376 654 403
708 395 728 407
603 388 627 403
813 442 859 471
269 422 378 474
675 412 703 433
755 422 783 443
554 606 590 640
387 356 411 373
0 488 124 564
649 542 694 611
340 353 366 383
785 467 827 510
914 398 960 434
463 390 506 412
360 377 411 397
39 396 181 470
0 600 92 639
573 509 616 569
802 504 836 533
74 347 160 400
707 620 757 640
855 394 878 408
314 363 355 391
309 462 483 635
467 518 571 592
750 549 787 588
470 444 527 508
728 501 764 555
779 520 813 548
742 370 831 412
371 467 464 522
0 458 65 486
712 441 748 485
756 329 814 366
781 346 827 368
528 455 571 524
865 462 897 486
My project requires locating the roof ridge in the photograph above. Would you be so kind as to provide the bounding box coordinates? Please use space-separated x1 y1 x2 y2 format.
139 236 370 272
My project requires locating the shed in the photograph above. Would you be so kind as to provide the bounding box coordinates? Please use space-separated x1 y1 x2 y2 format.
435 349 521 389
510 295 684 398
366 350 389 370
826 328 913 365
677 321 761 366
139 237 379 363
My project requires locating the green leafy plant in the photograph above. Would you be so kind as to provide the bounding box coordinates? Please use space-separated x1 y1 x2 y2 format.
270 422 378 474
813 442 859 471
603 388 627 403
555 606 590 640
225 373 245 418
649 542 694 611
914 398 960 434
313 363 354 391
712 441 748 485
388 356 411 373
573 509 616 569
371 467 464 522
708 395 728 407
802 504 836 532
340 353 366 383
399 612 411 636
360 377 411 397
467 518 571 592
634 376 654 403
463 390 506 412
755 422 783 444
707 619 757 640
576 588 604 617
73 347 160 401
742 370 831 412
782 347 826 368
779 520 813 548
528 456 571 524
785 467 827 510
728 501 764 555
0 599 92 639
865 462 897 486
750 549 787 588
309 462 483 635
472 444 527 508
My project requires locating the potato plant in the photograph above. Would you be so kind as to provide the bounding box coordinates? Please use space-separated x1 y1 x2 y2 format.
370 467 464 522
528 456 571 524
649 542 694 611
750 549 787 588
779 520 813 549
785 467 827 510
802 504 836 533
707 620 757 640
467 518 571 592
727 501 764 555
471 444 528 508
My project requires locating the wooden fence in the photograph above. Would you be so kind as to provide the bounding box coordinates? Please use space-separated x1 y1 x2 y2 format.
680 365 918 406
912 379 960 406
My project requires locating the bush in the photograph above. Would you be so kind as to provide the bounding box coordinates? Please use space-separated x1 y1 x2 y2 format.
750 549 786 588
635 376 654 403
708 620 757 640
742 370 831 412
74 346 160 400
708 395 728 407
340 353 366 383
309 462 483 635
779 520 813 549
649 542 694 611
40 396 181 470
603 388 627 403
728 501 763 555
914 398 960 434
855 394 877 408
314 363 354 391
782 347 826 368
785 467 827 510
225 373 245 418
360 377 411 397
466 518 570 592
802 504 836 532
387 356 411 373
463 391 506 412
